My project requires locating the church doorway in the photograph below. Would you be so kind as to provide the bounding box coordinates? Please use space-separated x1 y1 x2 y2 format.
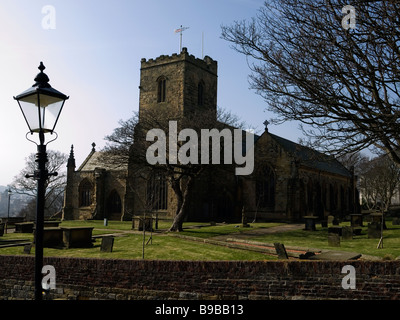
107 190 122 220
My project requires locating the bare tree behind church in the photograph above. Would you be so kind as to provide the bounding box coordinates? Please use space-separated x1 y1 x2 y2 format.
11 150 67 219
221 0 400 164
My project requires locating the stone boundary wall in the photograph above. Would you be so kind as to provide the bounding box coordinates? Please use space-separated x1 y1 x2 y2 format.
0 255 399 300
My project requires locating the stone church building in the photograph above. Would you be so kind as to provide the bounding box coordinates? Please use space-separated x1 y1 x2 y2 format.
62 48 357 222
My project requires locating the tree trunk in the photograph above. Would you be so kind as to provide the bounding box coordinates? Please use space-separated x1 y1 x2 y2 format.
169 176 193 232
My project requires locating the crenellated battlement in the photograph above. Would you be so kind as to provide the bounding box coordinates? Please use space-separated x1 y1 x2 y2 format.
141 47 217 75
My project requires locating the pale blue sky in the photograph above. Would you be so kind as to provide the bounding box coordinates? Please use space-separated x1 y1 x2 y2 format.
0 0 303 186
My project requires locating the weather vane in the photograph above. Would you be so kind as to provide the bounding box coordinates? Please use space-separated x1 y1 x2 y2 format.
174 25 189 52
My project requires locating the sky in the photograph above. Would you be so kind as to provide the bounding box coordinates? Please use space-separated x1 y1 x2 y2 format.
0 0 305 186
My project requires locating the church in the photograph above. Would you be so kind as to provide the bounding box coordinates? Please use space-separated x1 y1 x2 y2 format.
62 48 357 223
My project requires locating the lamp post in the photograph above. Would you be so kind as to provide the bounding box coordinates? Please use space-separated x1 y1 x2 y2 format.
14 62 69 300
5 188 12 234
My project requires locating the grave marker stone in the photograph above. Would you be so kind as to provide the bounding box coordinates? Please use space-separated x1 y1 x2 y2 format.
328 233 340 247
392 217 400 225
342 226 353 240
274 243 288 259
101 236 114 252
368 223 381 239
23 243 32 254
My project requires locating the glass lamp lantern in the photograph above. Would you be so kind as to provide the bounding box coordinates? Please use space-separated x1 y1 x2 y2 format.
14 62 69 135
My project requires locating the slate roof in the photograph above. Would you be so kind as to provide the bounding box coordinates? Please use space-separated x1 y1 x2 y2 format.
267 133 351 177
78 150 128 171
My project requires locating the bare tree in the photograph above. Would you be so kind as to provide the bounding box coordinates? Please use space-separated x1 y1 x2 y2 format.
359 154 400 211
11 150 67 218
221 0 400 163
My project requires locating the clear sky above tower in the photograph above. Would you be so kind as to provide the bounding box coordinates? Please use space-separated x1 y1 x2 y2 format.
0 0 303 186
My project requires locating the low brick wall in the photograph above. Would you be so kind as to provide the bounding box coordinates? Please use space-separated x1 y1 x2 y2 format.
0 255 400 300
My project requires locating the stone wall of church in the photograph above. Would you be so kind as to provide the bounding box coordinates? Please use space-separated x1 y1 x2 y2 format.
63 169 127 221
244 133 295 220
243 132 354 221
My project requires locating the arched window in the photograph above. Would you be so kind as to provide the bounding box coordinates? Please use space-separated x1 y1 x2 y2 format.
79 179 92 207
256 165 275 209
147 171 168 211
157 76 166 103
198 81 204 106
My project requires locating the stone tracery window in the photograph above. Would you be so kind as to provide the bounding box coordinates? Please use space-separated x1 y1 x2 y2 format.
256 165 275 210
79 179 93 207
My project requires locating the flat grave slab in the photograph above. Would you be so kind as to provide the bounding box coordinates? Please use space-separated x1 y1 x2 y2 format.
308 251 361 261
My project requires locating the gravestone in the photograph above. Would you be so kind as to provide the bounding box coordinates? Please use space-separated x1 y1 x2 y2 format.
274 243 288 259
303 216 317 231
101 236 114 252
23 243 32 254
392 217 400 225
327 215 334 224
368 223 381 239
342 226 353 240
328 233 340 247
332 217 340 225
0 223 4 236
350 214 363 227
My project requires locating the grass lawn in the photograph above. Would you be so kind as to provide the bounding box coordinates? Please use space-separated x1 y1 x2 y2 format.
1 219 400 260
0 220 277 261
249 220 400 259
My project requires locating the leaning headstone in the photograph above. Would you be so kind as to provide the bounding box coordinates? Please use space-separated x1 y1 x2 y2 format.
100 236 114 252
368 223 381 239
342 226 353 240
328 233 340 247
274 243 288 259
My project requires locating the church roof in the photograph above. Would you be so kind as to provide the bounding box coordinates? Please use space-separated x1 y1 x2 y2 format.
267 132 351 177
77 143 127 171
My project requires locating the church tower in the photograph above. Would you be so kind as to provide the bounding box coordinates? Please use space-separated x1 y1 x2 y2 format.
138 47 218 121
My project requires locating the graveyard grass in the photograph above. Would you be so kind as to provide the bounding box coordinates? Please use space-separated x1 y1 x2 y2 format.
1 219 400 260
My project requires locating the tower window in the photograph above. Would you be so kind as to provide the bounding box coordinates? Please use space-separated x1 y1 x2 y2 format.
157 77 166 103
198 81 204 106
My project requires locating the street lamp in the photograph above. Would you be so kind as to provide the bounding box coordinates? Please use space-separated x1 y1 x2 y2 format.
14 62 69 300
5 188 12 234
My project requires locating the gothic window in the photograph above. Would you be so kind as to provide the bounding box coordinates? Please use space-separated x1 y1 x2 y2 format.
198 81 204 106
108 190 122 214
147 171 168 211
157 76 166 103
256 165 275 209
79 179 93 207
